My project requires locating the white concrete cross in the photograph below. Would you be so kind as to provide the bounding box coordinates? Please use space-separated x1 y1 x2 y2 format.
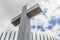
11 3 42 40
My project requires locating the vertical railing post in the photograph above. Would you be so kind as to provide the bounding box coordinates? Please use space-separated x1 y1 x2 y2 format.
0 32 4 40
35 33 37 40
39 34 41 40
31 32 33 40
4 32 8 40
46 35 49 40
43 35 45 40
8 31 12 40
13 31 16 40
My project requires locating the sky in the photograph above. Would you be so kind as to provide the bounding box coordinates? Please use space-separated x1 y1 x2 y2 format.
31 0 60 38
0 0 60 39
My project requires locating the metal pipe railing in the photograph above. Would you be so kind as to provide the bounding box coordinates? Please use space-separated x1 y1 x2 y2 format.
8 31 12 40
0 31 59 40
0 32 4 40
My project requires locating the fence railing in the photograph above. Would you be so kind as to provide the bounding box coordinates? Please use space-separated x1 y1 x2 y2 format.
0 31 59 40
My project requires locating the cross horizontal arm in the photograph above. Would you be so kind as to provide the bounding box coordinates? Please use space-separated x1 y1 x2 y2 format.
27 3 42 18
11 14 21 26
11 3 42 26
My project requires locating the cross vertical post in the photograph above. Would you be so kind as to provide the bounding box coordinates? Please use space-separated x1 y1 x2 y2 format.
11 3 42 40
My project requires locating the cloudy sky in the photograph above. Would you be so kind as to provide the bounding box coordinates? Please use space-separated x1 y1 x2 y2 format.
0 0 60 39
31 0 60 38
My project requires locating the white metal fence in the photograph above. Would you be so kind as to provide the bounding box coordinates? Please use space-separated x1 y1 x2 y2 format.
0 31 59 40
